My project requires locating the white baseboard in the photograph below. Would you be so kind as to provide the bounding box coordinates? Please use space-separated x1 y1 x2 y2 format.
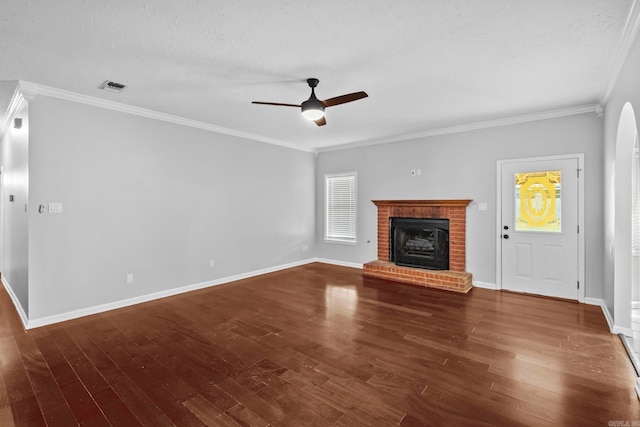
14 260 631 336
25 258 318 329
586 298 615 332
472 281 498 290
584 297 605 307
585 297 635 336
614 325 634 337
1 275 29 329
636 378 640 401
314 258 364 269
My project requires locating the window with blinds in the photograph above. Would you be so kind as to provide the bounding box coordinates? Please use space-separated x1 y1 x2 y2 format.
325 172 357 244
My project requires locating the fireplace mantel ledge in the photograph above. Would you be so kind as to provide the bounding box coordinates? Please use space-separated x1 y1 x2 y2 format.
372 200 472 207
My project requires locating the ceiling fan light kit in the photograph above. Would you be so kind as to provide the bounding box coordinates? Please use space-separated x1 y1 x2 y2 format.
252 78 368 126
301 78 324 120
301 100 325 121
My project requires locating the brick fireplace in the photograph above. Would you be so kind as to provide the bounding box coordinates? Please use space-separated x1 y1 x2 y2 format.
363 200 473 293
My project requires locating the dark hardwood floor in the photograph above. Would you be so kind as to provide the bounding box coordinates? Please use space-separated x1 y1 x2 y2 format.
0 262 638 426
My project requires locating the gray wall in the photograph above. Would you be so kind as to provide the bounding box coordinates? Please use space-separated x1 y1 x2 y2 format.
316 113 604 299
0 95 29 314
0 85 611 322
26 96 316 320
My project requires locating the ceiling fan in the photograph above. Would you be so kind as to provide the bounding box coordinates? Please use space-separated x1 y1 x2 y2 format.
252 78 368 126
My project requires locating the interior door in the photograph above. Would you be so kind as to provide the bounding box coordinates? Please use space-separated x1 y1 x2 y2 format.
500 158 579 300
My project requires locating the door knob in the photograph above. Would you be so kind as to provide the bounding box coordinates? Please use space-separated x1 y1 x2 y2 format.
503 234 509 239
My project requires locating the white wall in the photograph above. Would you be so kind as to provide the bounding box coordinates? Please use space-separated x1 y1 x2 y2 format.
603 23 640 328
316 113 604 298
0 95 29 314
26 95 316 320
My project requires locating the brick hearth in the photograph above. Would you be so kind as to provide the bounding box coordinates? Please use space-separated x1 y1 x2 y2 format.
363 200 473 293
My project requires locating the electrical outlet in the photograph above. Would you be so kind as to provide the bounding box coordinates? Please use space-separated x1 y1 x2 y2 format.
126 274 134 284
49 202 63 213
302 244 309 252
209 260 215 268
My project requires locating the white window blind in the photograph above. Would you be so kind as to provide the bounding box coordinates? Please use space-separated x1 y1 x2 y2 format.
325 172 357 244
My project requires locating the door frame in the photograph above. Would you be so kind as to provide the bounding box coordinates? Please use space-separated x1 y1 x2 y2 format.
496 154 585 302
0 165 3 275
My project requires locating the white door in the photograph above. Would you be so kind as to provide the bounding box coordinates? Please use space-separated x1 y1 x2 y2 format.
500 158 579 300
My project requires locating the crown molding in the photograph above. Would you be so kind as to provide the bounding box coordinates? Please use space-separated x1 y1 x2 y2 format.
18 80 38 101
14 81 602 155
600 0 640 105
16 80 314 153
0 84 28 140
315 104 599 153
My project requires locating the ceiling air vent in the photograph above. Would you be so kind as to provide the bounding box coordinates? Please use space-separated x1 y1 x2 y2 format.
98 80 126 93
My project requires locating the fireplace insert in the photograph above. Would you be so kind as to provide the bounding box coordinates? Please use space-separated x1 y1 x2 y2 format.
390 217 449 270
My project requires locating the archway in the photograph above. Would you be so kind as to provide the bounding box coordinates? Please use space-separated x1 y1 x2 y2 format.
615 102 639 331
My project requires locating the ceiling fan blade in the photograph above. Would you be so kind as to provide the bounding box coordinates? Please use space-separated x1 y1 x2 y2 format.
314 116 326 126
322 91 368 107
252 101 301 107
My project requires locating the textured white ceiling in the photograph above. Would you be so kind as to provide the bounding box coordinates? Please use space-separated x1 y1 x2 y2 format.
0 0 634 150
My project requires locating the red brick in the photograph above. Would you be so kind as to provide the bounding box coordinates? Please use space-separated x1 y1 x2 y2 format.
365 200 472 291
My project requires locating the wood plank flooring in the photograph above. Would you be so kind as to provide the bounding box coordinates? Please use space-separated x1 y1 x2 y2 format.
0 262 638 426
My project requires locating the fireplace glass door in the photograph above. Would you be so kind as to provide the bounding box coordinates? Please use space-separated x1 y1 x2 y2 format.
390 218 449 270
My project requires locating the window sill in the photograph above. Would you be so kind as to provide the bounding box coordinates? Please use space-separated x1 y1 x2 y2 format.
324 239 357 246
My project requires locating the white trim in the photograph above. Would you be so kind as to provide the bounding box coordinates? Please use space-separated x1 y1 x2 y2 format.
316 105 598 153
7 259 365 330
24 258 317 329
322 241 358 246
577 154 586 304
16 81 314 153
588 297 636 336
315 258 364 269
586 298 614 332
0 86 27 140
588 297 635 336
496 154 586 303
615 325 634 337
633 301 640 309
14 80 603 155
584 297 607 306
600 0 640 105
472 281 498 290
0 166 3 275
324 171 358 244
12 256 627 335
1 275 28 329
635 378 640 401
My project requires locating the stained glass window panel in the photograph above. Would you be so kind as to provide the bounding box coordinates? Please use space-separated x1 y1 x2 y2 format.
514 171 561 233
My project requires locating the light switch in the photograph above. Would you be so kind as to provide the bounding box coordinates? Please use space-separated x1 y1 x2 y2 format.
478 203 487 211
48 203 62 213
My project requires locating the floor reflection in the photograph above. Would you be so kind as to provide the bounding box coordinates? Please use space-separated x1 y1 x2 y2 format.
325 285 358 318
